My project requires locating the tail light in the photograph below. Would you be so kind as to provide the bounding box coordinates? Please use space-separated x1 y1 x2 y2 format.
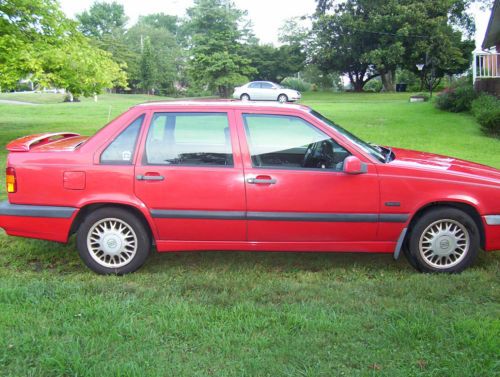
6 167 16 193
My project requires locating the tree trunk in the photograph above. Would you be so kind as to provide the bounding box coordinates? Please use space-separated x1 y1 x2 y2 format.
352 80 365 92
380 70 395 92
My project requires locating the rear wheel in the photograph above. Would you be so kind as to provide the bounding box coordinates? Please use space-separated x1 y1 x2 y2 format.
278 94 288 103
76 207 151 274
240 93 250 101
406 207 480 273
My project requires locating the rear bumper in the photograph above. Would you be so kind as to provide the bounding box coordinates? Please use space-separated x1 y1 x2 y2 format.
0 201 76 242
483 215 500 251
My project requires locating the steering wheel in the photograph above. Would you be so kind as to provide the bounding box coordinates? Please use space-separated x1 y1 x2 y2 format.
303 141 336 168
302 142 320 168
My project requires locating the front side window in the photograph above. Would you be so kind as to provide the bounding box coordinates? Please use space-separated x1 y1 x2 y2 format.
145 113 233 166
100 115 144 164
243 114 350 170
261 82 273 89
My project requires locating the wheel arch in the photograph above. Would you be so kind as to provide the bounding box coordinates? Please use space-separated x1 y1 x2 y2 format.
69 202 156 241
406 201 485 249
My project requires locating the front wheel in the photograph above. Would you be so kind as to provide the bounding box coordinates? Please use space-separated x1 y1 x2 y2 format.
406 207 480 273
76 207 151 274
278 94 288 103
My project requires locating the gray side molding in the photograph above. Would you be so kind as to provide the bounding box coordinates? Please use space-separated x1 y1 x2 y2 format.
151 209 246 220
150 209 409 223
0 201 76 219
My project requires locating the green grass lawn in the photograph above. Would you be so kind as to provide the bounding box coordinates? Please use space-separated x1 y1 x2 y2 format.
0 92 499 376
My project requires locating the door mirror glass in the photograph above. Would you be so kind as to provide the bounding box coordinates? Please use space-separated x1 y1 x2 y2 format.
343 156 367 174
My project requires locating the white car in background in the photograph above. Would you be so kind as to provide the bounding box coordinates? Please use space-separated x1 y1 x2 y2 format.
233 81 301 103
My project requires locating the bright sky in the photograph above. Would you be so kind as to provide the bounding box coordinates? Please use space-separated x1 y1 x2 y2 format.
59 0 491 49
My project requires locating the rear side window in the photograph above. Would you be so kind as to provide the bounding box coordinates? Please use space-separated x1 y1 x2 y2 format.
145 112 233 166
100 115 144 164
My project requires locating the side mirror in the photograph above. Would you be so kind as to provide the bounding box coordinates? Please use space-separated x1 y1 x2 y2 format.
343 156 367 175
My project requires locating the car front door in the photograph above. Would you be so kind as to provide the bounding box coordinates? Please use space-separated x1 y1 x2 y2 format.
235 110 381 244
134 110 246 242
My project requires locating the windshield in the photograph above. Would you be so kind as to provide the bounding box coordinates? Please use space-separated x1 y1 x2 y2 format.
310 110 386 163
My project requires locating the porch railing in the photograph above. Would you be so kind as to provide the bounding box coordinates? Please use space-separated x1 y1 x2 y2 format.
473 52 500 82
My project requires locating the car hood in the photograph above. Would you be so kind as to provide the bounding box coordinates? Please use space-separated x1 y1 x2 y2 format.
390 147 500 184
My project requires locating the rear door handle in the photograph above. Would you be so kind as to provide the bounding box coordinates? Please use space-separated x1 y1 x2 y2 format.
136 174 165 181
246 177 277 184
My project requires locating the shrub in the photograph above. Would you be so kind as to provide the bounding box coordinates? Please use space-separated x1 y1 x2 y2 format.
280 77 311 92
435 84 477 112
364 79 383 93
471 94 500 137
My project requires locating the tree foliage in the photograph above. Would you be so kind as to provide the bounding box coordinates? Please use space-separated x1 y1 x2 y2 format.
76 1 128 38
185 0 256 97
0 0 127 96
245 44 305 83
126 17 184 94
312 0 476 91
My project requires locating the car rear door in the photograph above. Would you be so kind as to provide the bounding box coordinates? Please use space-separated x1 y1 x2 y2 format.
134 108 246 241
248 82 263 100
235 109 381 244
260 82 276 100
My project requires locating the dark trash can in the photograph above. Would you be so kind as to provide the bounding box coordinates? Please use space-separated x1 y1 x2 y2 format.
396 83 407 92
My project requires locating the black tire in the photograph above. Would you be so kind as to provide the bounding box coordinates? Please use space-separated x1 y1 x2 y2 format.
278 94 288 103
76 207 151 275
406 207 480 273
240 93 250 101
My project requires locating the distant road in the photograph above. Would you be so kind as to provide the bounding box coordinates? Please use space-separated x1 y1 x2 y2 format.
0 100 39 105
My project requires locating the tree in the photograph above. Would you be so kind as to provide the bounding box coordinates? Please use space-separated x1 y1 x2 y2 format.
185 0 256 97
0 0 127 97
136 13 180 38
0 0 69 89
76 1 132 73
126 18 184 94
137 38 158 94
41 35 127 100
245 44 305 83
312 0 476 92
311 1 380 92
76 1 128 38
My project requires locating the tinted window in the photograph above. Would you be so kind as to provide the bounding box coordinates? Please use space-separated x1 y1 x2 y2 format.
100 115 144 164
261 82 274 89
243 114 350 170
145 113 233 166
248 83 261 88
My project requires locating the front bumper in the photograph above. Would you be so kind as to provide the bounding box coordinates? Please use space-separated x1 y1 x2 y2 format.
0 201 76 243
483 215 500 251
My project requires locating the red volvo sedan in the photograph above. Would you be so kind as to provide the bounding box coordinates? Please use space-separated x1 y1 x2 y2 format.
0 101 498 274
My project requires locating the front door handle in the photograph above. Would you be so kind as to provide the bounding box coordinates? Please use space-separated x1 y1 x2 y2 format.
247 177 277 184
136 174 165 181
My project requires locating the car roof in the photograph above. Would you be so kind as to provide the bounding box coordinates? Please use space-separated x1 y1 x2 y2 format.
134 99 310 112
